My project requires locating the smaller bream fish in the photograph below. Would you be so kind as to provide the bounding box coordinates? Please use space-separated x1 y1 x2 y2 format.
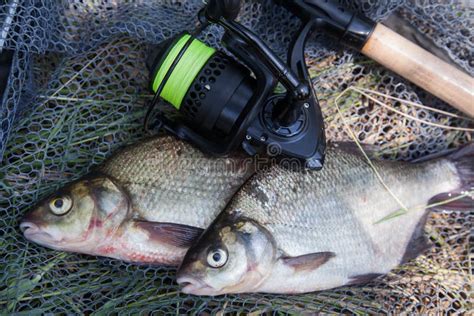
177 143 473 295
20 136 254 265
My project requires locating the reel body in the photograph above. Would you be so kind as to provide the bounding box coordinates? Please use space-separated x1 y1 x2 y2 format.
146 0 326 169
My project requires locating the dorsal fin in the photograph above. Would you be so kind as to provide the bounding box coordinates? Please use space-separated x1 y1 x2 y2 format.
332 142 381 159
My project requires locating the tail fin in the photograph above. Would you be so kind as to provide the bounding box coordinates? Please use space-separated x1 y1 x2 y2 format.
428 143 474 211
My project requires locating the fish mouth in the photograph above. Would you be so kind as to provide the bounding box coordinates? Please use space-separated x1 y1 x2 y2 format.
20 221 58 244
176 276 218 296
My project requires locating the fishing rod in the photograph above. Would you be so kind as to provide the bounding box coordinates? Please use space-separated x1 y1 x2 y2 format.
277 0 474 117
145 0 474 170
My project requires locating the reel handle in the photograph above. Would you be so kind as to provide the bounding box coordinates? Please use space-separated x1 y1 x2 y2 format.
203 0 325 167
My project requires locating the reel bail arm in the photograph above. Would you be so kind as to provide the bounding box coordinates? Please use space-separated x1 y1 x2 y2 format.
200 6 310 102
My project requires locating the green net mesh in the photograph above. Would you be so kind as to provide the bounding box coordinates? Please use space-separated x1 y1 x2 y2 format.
1 0 472 313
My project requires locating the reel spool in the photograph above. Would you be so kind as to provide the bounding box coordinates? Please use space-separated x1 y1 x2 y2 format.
146 0 326 169
148 33 255 137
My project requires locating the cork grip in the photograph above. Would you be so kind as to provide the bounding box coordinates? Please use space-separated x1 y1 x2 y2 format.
361 24 474 117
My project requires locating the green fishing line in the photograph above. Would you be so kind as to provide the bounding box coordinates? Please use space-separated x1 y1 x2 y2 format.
152 34 216 109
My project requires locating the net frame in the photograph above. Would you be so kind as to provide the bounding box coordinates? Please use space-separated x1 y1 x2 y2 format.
0 0 472 314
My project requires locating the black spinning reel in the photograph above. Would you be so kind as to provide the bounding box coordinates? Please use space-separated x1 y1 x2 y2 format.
146 0 327 169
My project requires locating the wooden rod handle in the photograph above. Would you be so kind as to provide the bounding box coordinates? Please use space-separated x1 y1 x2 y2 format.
361 23 474 117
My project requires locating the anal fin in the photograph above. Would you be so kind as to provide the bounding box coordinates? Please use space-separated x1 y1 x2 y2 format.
348 273 383 286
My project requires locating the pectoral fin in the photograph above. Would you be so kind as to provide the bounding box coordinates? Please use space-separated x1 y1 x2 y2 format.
281 252 335 272
134 221 203 248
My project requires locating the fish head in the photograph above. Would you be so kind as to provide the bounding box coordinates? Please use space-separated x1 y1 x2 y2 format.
177 214 276 295
20 175 130 254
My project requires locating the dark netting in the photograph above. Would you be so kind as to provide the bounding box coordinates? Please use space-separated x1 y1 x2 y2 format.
0 0 472 314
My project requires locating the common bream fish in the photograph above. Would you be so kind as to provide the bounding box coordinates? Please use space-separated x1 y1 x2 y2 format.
20 136 254 265
177 143 473 295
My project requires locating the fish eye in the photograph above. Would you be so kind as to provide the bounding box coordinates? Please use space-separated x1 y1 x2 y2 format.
49 196 73 216
207 248 228 268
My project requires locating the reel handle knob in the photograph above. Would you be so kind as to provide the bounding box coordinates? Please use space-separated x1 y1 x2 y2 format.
205 0 241 21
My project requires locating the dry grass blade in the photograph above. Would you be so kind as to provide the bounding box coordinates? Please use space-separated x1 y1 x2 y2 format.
352 87 474 132
356 87 474 122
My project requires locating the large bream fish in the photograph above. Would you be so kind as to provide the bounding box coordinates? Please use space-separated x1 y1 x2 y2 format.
20 136 254 265
177 143 473 295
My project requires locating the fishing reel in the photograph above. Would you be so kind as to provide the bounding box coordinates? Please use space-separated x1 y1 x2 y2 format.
146 0 326 169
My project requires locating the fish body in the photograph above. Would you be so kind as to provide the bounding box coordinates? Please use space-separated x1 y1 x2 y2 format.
177 143 473 295
21 136 254 265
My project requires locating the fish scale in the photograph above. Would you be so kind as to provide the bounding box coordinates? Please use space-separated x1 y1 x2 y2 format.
235 146 457 260
99 136 252 227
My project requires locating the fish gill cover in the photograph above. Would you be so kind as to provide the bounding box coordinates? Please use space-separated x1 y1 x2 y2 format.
0 0 472 314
